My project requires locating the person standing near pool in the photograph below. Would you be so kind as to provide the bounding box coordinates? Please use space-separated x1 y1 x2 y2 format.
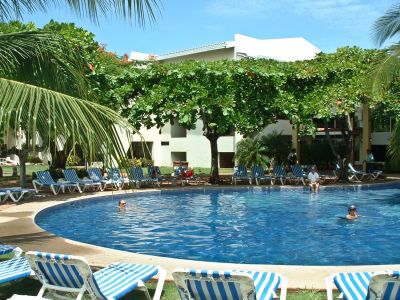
307 165 320 192
287 148 298 167
346 205 358 220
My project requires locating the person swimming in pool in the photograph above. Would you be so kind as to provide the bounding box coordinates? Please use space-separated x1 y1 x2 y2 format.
118 199 127 211
346 205 358 220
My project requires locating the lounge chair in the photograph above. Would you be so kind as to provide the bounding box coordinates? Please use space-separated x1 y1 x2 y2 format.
0 246 33 286
172 268 287 300
326 271 399 300
0 244 22 258
2 187 36 203
32 171 81 195
16 251 166 300
148 166 167 185
291 164 307 185
368 271 400 300
63 169 102 192
347 163 370 181
232 165 252 185
107 168 130 190
272 165 293 185
251 165 274 185
128 166 159 188
87 168 112 191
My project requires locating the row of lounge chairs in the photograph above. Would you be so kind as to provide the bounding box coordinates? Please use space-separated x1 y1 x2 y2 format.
1 244 287 300
32 167 165 195
2 243 400 299
335 163 383 181
232 165 308 186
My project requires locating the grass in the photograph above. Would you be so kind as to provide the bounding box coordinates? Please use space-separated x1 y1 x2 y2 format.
0 278 332 299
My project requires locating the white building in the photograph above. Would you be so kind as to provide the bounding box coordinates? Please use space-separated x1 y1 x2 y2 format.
127 34 321 168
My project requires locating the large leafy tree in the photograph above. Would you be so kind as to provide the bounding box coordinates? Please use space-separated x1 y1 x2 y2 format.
372 2 400 163
114 59 286 183
0 0 161 185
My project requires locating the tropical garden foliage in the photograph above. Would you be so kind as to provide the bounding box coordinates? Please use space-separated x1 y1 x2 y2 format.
0 0 161 185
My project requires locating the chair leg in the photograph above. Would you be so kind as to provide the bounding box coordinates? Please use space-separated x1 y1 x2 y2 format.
153 268 166 300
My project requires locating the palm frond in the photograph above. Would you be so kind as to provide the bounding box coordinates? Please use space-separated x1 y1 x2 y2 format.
388 122 400 163
0 77 136 166
0 31 87 97
371 44 400 98
0 0 161 25
372 3 400 46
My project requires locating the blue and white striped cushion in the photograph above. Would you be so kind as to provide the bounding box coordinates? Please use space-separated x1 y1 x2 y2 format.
367 272 400 300
291 165 306 178
334 272 373 300
36 171 57 185
0 257 32 284
0 244 15 256
88 168 103 181
234 166 248 179
252 166 265 178
178 269 281 300
35 253 85 288
93 263 159 299
63 169 80 182
273 166 286 177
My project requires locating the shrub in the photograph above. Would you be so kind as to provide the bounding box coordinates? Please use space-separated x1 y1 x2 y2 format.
27 155 43 164
259 131 291 165
235 138 269 168
66 154 81 166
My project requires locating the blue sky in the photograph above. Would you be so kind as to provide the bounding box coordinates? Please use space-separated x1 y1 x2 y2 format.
21 0 398 56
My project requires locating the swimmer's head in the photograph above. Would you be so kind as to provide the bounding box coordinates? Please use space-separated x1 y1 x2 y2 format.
348 205 356 212
119 200 126 206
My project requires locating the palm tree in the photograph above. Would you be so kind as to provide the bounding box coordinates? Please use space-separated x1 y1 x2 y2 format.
0 0 161 185
371 3 400 163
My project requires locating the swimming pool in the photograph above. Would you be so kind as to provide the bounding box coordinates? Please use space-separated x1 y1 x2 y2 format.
36 183 400 266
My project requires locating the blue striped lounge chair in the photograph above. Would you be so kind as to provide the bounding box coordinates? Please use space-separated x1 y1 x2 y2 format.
326 270 400 300
148 166 167 184
33 171 81 195
87 168 112 191
0 187 36 203
107 168 130 190
232 165 252 185
348 163 382 181
291 164 307 185
129 166 159 188
0 246 33 286
251 165 274 185
63 169 102 192
272 165 291 185
367 271 400 300
172 268 287 300
18 251 166 300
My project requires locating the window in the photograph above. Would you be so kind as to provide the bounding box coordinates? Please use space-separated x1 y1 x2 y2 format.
127 142 153 159
171 120 187 138
219 152 235 168
171 152 187 163
161 141 169 146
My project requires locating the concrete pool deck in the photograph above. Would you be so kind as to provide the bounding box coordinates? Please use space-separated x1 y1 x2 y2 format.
1 181 400 290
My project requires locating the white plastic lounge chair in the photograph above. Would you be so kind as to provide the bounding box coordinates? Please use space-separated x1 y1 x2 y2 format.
326 270 399 300
367 271 400 300
232 165 252 185
87 168 112 191
348 164 370 181
63 169 102 192
0 187 36 203
32 171 81 195
291 165 307 185
251 165 274 185
107 168 130 190
0 256 33 286
172 268 287 300
128 167 159 188
0 190 8 203
18 251 166 300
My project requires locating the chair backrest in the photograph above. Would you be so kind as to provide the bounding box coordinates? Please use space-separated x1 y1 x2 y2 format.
0 244 16 256
87 168 103 181
107 168 122 182
36 171 56 184
348 163 358 173
367 272 400 300
333 271 374 300
63 169 80 183
291 165 305 177
129 167 144 180
172 269 256 300
251 165 265 178
234 165 248 177
273 165 286 177
25 251 105 299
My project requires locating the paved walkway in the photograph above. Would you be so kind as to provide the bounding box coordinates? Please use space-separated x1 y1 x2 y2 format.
1 180 400 290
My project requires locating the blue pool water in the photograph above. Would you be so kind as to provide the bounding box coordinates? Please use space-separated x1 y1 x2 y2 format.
36 184 400 265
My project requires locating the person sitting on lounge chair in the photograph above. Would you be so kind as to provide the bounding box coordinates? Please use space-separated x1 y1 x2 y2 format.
308 165 320 192
346 205 358 220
